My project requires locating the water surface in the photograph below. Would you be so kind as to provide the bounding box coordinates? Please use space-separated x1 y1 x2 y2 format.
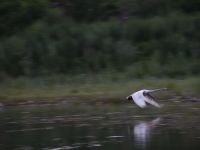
0 100 200 150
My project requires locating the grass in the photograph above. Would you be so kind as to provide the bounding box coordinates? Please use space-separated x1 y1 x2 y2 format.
0 74 200 103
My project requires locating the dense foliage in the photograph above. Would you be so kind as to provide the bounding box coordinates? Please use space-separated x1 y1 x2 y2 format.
0 0 200 78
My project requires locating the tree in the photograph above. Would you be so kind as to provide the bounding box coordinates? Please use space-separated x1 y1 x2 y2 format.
0 0 48 36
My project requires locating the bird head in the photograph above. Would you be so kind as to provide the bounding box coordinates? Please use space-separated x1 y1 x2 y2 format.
126 96 133 101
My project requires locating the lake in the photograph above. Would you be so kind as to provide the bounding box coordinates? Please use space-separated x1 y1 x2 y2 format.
0 99 200 150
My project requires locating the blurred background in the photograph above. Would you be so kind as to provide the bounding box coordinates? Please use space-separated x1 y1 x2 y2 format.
0 0 200 79
1 1 200 150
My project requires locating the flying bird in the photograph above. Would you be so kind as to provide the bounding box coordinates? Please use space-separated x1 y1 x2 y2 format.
126 88 167 108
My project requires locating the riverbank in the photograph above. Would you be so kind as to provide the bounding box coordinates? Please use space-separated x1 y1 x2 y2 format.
0 75 200 106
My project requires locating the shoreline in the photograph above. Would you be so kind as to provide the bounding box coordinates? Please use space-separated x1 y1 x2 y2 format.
0 77 200 107
0 95 127 107
0 94 200 107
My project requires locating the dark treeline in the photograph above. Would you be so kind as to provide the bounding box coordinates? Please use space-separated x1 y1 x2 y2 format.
0 0 200 78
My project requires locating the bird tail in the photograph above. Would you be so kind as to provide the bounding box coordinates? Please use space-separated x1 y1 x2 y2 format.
147 88 167 93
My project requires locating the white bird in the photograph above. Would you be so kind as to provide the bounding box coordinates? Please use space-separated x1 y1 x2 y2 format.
126 88 167 108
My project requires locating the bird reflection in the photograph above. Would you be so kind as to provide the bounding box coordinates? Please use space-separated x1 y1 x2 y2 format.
130 117 161 149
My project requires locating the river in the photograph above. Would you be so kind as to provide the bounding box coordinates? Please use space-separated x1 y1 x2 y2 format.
0 100 200 150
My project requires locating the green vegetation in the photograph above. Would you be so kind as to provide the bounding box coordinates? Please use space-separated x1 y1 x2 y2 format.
0 0 200 102
0 75 200 103
1 13 200 77
0 0 200 78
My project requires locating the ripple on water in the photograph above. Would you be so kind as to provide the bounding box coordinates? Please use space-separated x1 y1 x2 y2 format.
75 123 92 127
107 135 125 138
45 145 80 150
87 141 103 148
6 126 54 133
45 141 103 150
16 146 33 150
87 143 102 148
75 135 95 140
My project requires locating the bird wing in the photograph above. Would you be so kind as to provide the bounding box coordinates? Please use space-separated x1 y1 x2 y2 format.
132 94 147 108
143 92 161 108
